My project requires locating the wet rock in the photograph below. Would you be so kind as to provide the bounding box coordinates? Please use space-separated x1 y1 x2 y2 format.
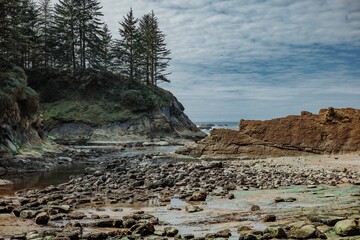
237 226 252 232
185 205 203 213
0 206 11 214
288 225 317 239
68 211 86 219
250 205 260 211
190 191 207 201
10 234 26 240
95 219 123 228
20 210 38 219
164 227 179 237
26 231 41 240
227 193 235 199
83 232 108 240
238 233 258 240
205 229 231 238
263 214 276 222
334 219 360 236
183 234 195 239
131 223 155 236
274 197 284 203
263 226 286 239
123 218 137 228
35 212 49 225
154 229 166 236
308 215 346 226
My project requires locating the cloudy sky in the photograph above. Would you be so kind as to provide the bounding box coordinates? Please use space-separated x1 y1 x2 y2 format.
101 0 360 122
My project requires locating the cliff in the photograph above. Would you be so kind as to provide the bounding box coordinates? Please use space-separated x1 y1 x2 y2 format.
0 59 42 155
27 70 205 143
177 108 360 157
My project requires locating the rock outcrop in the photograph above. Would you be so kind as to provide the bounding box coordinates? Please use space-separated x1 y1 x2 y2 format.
46 96 205 142
0 59 43 155
177 108 360 157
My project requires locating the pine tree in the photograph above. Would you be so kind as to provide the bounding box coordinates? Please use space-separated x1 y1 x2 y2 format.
38 0 54 69
117 8 141 81
97 24 113 71
53 0 79 73
139 11 171 86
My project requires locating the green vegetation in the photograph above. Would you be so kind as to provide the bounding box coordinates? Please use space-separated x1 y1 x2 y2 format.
0 58 39 126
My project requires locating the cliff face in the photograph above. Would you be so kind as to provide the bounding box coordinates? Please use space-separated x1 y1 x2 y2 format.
177 108 360 157
47 96 206 142
0 60 42 155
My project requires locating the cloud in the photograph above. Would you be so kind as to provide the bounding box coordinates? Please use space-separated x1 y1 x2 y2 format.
100 0 360 121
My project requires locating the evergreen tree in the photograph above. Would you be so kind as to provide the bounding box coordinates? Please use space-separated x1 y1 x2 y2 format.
139 11 171 86
38 0 54 69
117 8 141 81
53 0 79 73
97 24 113 71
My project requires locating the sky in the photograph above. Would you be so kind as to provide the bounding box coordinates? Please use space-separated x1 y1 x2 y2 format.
100 0 360 122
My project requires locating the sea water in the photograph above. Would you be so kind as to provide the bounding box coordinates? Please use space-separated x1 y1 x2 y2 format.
195 121 239 135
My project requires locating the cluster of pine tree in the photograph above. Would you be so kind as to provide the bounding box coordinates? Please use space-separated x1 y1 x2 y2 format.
0 0 171 86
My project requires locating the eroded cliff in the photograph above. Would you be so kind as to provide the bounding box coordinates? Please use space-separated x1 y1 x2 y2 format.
177 108 360 157
0 59 42 155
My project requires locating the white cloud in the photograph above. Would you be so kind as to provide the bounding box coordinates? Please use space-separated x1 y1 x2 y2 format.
100 0 360 121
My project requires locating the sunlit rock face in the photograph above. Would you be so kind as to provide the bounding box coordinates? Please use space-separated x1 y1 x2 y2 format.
177 108 360 157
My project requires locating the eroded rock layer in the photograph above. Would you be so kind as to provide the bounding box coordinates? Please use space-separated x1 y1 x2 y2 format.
177 108 360 157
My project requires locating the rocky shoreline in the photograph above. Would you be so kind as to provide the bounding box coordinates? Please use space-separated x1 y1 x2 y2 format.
1 149 360 239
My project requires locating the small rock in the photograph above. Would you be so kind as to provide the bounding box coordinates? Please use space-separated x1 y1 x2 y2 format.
190 191 207 201
185 205 203 213
131 223 155 236
35 212 49 225
263 226 286 238
183 233 195 239
165 227 179 237
250 205 260 211
227 193 235 199
20 210 37 219
334 219 360 236
263 215 276 222
274 197 285 203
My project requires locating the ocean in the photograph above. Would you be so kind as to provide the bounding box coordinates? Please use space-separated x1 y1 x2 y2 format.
195 121 239 135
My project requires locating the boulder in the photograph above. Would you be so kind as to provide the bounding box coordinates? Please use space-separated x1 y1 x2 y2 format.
334 219 359 236
190 191 207 201
185 205 203 213
263 227 286 239
35 212 49 225
131 223 155 236
164 227 179 237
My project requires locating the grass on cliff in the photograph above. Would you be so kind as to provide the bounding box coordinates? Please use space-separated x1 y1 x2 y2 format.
27 69 174 125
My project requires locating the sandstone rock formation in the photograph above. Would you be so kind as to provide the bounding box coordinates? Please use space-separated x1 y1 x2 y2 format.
177 108 360 157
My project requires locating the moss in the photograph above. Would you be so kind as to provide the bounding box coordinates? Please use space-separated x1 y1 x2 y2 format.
43 100 146 125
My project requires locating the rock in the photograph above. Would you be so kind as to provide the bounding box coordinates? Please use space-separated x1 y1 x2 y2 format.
83 232 108 240
274 197 284 203
237 226 252 232
177 108 360 157
334 219 360 236
288 225 317 239
250 205 260 211
238 233 258 240
10 234 26 240
95 219 123 228
205 229 231 238
263 227 286 239
185 205 203 213
183 234 195 239
308 215 346 226
154 229 166 236
123 218 136 228
263 215 276 222
164 227 179 237
35 212 49 225
20 210 38 219
68 211 86 219
227 193 235 199
190 191 207 201
131 223 155 236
